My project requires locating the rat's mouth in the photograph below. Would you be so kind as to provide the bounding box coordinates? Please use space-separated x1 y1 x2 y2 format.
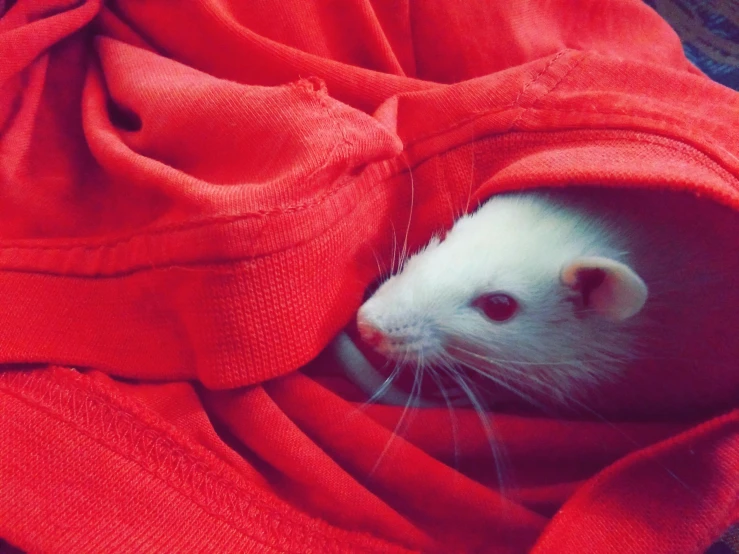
339 329 554 413
344 321 505 407
386 363 468 402
353 338 482 405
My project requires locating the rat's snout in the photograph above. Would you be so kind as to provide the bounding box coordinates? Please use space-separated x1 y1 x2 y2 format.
356 313 385 348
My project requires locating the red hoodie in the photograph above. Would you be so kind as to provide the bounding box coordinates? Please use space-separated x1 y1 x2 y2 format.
0 0 737 552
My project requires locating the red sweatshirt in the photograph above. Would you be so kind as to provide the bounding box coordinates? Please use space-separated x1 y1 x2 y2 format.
0 0 737 552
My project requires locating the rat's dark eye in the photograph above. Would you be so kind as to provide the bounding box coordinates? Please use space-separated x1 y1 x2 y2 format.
473 293 519 322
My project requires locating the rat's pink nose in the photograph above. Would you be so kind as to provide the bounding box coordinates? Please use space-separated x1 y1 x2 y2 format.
357 315 384 348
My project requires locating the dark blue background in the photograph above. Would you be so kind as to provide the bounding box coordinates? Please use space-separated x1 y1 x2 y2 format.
645 0 739 91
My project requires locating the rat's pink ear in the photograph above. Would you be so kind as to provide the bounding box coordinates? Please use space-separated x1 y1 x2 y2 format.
560 257 648 321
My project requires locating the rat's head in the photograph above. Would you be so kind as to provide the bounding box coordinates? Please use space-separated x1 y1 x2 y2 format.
356 193 649 397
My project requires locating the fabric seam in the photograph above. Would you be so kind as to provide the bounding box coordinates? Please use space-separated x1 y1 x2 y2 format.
0 130 732 260
509 50 582 130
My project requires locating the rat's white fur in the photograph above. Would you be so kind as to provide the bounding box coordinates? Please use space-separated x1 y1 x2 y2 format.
348 185 739 419
357 190 647 403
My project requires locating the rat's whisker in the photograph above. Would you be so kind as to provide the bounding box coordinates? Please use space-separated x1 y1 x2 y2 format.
448 337 627 367
436 361 513 495
369 245 387 281
364 362 405 407
342 361 405 425
398 156 415 272
425 365 462 472
368 352 423 478
389 221 398 275
465 146 474 215
444 358 549 413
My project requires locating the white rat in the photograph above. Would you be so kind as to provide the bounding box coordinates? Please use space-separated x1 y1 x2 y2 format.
337 187 739 417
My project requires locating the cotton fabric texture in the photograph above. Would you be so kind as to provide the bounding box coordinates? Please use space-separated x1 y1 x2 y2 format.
0 1 737 552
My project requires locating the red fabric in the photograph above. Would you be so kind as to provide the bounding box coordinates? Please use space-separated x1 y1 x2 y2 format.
1 0 738 552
